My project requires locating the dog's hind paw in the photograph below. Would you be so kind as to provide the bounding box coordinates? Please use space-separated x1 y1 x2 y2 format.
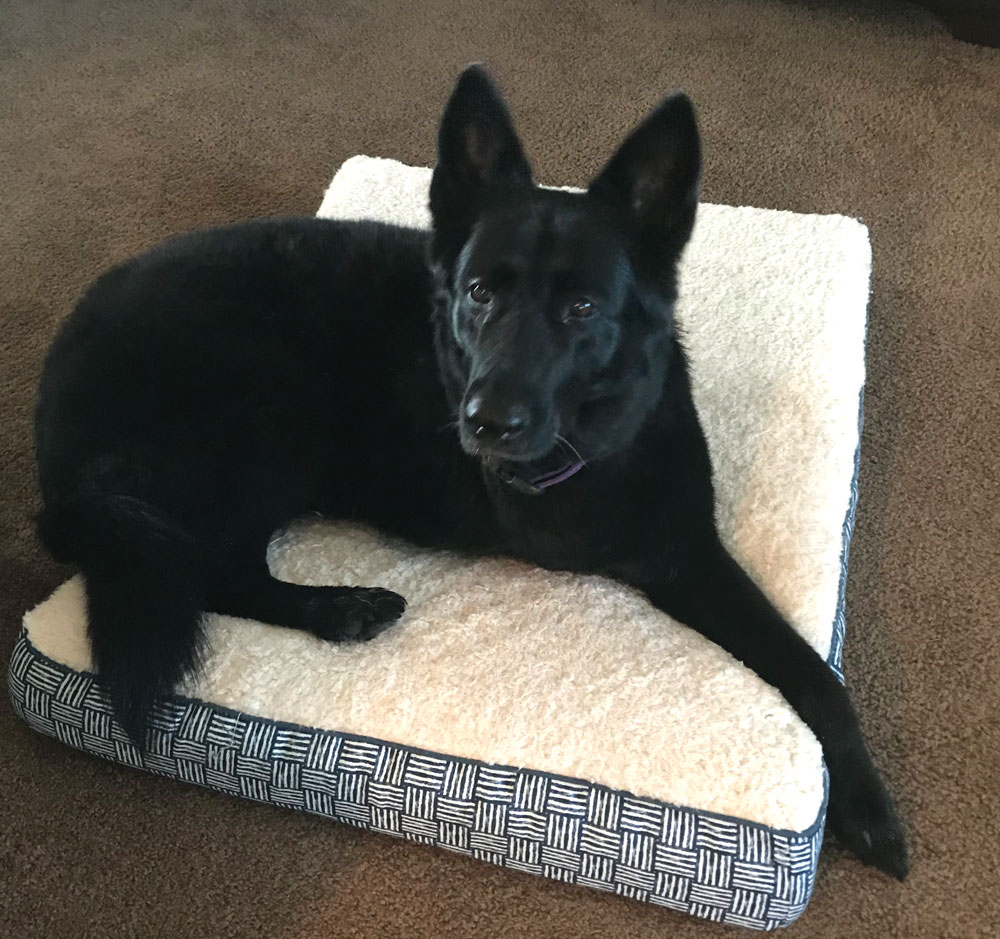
304 586 407 642
828 760 909 880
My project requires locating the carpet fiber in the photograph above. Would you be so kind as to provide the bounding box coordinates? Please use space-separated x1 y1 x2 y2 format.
1 2 998 937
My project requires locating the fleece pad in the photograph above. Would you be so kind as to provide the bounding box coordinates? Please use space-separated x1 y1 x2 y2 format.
10 157 871 930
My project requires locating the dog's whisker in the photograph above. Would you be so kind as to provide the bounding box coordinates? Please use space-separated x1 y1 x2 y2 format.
555 434 587 465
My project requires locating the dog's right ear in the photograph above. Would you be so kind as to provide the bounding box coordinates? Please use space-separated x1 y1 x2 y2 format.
430 65 533 236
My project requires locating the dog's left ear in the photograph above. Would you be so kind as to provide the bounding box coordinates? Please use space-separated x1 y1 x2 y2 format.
430 65 533 235
588 93 701 260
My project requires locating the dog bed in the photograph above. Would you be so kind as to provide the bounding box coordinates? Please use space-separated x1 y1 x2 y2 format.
9 156 871 930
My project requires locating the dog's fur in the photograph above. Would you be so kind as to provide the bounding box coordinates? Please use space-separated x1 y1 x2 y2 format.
34 66 907 877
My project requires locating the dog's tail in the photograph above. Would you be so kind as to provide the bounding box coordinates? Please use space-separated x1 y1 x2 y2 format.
36 484 205 744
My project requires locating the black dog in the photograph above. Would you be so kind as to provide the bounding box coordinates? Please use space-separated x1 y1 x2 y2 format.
34 66 907 878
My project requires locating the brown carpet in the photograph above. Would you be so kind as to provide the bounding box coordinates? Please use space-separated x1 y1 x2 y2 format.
2 1 998 936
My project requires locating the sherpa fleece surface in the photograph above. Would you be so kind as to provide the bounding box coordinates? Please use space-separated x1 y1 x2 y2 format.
22 155 870 837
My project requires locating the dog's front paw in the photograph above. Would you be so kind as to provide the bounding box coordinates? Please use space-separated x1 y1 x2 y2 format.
828 757 909 880
305 586 407 642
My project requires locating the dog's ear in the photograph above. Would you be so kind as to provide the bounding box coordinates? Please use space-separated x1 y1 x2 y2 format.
430 65 533 235
588 93 701 260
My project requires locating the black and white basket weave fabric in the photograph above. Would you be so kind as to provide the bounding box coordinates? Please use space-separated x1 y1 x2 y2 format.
9 632 827 930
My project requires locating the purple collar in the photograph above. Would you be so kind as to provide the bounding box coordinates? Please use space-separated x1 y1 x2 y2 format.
493 455 586 496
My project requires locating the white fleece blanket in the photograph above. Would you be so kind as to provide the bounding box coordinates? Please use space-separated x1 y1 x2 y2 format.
25 156 871 834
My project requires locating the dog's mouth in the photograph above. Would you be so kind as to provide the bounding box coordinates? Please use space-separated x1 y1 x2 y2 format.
485 445 587 495
457 423 587 495
457 422 557 464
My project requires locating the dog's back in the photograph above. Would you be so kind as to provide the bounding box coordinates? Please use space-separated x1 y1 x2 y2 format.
35 216 440 736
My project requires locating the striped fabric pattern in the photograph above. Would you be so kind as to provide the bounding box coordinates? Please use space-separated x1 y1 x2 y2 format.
7 632 824 930
828 387 866 683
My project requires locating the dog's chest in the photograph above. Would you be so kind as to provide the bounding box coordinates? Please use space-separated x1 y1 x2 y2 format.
491 476 655 573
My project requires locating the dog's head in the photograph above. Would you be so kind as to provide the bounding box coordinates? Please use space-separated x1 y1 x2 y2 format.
429 65 701 473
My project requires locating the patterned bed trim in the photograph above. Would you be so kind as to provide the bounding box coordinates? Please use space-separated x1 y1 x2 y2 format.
8 629 826 930
828 369 867 682
827 387 863 682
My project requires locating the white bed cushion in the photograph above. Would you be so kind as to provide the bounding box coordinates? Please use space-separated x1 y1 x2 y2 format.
10 156 871 930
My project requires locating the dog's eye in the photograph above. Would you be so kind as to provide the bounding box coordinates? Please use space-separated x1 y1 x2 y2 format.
469 282 493 304
567 299 596 320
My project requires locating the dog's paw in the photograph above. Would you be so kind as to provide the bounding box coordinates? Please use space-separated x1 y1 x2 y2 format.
305 587 407 642
827 759 909 880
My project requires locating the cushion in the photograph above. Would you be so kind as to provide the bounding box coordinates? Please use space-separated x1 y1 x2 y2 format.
8 156 871 930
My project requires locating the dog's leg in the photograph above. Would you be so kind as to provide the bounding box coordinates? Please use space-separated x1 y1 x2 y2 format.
207 564 406 642
629 547 909 879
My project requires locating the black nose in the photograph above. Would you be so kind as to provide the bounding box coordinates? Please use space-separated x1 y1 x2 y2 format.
464 396 530 441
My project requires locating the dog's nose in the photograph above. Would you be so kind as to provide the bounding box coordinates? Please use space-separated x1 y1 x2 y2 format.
464 396 530 441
